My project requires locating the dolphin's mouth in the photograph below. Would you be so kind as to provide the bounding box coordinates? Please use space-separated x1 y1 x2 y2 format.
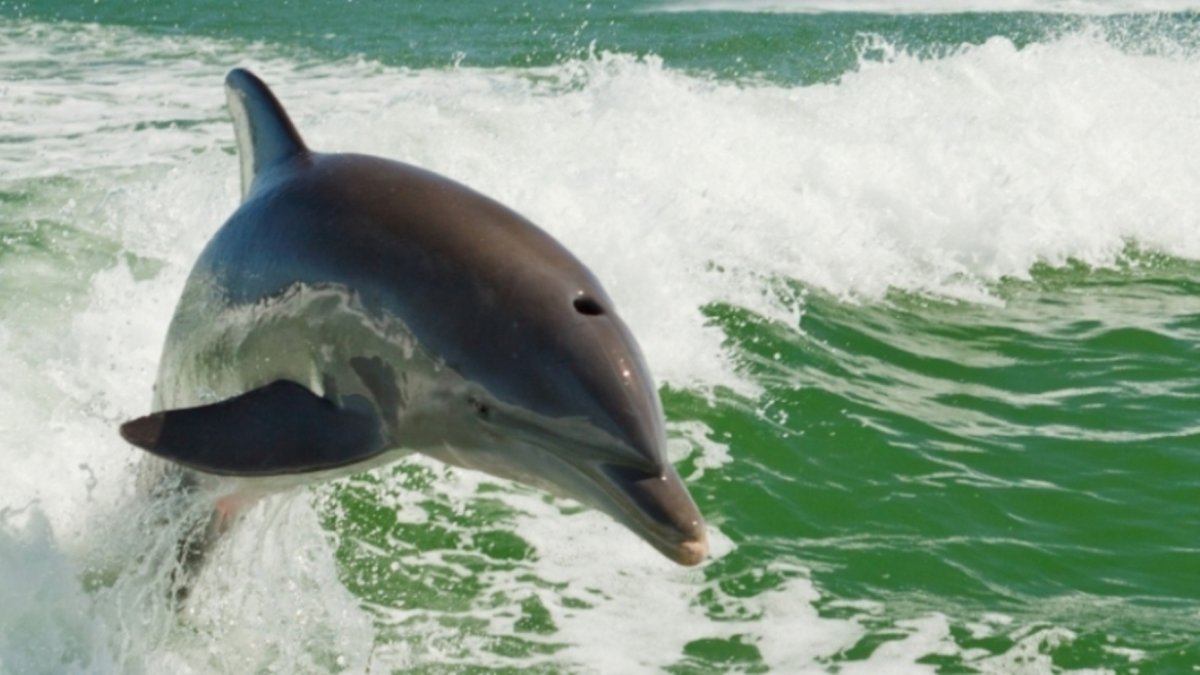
594 463 709 566
416 399 709 566
421 438 709 566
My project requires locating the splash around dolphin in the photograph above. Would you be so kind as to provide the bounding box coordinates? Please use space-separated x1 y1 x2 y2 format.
120 68 708 567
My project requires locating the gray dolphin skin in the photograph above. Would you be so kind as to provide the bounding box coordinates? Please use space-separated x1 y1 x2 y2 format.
121 68 708 567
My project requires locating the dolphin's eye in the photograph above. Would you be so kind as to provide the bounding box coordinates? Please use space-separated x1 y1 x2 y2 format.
574 296 605 316
467 395 491 419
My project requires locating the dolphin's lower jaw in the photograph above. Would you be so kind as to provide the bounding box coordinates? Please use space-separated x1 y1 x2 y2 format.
422 442 708 566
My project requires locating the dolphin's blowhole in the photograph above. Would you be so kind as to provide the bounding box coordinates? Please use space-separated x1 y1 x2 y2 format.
573 296 605 316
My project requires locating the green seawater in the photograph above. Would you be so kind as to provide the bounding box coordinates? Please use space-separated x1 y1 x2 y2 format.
2 1 1199 672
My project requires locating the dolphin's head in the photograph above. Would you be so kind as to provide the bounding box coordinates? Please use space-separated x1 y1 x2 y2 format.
398 231 708 567
258 153 710 566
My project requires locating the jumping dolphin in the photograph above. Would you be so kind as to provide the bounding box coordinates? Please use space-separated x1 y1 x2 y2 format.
120 68 707 568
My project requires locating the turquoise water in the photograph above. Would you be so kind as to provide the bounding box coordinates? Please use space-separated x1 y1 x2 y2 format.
2 1 1199 672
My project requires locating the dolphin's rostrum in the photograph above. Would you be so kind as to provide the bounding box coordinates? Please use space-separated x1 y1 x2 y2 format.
121 68 708 568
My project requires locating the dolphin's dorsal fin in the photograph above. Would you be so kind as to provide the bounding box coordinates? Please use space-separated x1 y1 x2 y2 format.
224 68 308 200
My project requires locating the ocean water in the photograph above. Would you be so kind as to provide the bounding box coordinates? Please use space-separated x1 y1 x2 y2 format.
2 1 1199 672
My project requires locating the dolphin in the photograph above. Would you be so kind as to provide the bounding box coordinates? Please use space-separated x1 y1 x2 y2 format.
120 68 708 568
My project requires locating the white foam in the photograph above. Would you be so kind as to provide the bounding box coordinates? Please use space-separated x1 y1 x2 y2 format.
839 614 956 674
0 507 118 674
174 495 375 673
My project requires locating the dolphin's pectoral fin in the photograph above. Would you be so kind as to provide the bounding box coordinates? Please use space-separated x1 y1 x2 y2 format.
120 380 385 476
